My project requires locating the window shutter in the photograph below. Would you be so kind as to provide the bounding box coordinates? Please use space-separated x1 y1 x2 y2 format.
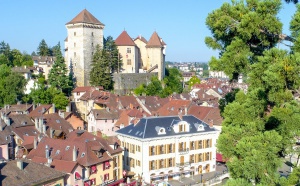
149 146 151 156
173 144 175 152
103 162 105 170
156 160 159 169
166 144 169 153
210 139 212 147
172 158 175 167
195 141 198 150
108 173 109 180
184 142 186 150
210 152 212 160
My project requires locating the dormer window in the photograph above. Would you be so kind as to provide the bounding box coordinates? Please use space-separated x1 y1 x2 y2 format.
197 124 205 131
155 126 166 135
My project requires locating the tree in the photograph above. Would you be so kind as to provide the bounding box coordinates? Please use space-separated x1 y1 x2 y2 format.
104 36 122 73
48 42 70 94
0 65 26 106
163 68 183 95
53 92 69 110
145 76 163 96
37 39 49 56
206 0 300 185
90 44 113 90
187 75 201 90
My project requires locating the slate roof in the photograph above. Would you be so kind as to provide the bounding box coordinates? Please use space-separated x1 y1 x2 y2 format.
115 31 136 46
66 9 104 26
116 115 217 139
146 31 164 48
0 159 66 186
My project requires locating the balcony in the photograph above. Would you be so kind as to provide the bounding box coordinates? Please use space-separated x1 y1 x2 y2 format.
176 162 191 167
178 148 189 155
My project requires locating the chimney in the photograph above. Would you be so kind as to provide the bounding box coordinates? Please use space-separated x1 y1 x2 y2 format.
185 107 188 115
66 105 70 112
45 145 49 159
50 127 53 138
4 115 11 126
33 137 37 149
73 146 77 162
39 118 43 133
34 118 38 129
178 113 183 120
17 160 24 170
209 119 214 128
52 104 55 113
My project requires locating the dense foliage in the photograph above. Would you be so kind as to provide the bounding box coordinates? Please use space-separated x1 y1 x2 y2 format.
134 67 183 97
206 0 300 185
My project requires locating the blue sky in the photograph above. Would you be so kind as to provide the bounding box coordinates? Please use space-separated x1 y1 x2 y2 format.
0 1 297 62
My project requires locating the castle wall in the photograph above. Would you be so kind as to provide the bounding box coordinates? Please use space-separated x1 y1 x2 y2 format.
117 45 138 73
113 73 157 95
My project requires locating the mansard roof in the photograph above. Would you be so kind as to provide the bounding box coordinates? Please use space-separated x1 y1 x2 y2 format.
146 31 164 48
116 115 217 139
66 9 104 26
115 31 136 46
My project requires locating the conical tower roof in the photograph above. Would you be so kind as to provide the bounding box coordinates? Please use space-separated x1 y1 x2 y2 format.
66 9 104 26
115 31 136 46
146 31 163 48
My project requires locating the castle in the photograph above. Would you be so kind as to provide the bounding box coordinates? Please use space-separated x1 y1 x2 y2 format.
64 9 166 91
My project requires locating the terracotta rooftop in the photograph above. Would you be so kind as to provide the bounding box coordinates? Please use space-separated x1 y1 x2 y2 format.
146 31 164 48
0 159 66 186
28 104 52 118
72 86 103 93
134 35 148 44
66 9 104 26
115 30 136 46
89 109 119 120
188 105 223 126
154 99 192 116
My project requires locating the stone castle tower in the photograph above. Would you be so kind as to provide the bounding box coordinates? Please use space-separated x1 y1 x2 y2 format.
64 9 105 87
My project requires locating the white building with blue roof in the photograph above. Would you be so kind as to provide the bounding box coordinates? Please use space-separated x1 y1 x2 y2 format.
116 115 218 184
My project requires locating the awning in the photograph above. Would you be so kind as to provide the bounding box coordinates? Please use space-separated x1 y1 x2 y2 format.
75 172 81 180
216 153 226 162
91 165 97 172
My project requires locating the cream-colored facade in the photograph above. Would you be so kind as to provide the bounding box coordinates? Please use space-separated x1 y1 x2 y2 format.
118 45 139 73
134 37 148 71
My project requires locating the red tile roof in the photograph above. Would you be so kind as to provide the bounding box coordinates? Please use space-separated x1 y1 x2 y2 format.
72 86 103 93
134 35 148 44
115 31 136 46
154 100 192 116
146 31 163 48
51 159 78 173
66 9 104 25
28 104 52 118
188 105 223 126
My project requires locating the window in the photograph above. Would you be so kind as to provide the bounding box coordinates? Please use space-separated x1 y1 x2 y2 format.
169 144 173 153
150 160 155 170
91 178 96 185
92 42 94 47
127 59 131 65
206 152 210 161
74 52 76 57
92 52 94 56
206 139 211 148
199 153 203 162
104 173 109 181
91 165 97 174
198 140 203 149
91 32 94 36
160 145 164 154
105 119 107 123
74 32 76 36
168 158 173 167
179 124 183 132
190 141 195 150
190 155 195 163
151 146 155 155
179 142 184 151
127 48 131 53
103 161 110 170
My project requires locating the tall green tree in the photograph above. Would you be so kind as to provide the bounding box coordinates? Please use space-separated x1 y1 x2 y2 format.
206 1 300 185
104 36 122 73
37 39 49 56
48 42 70 94
90 44 113 90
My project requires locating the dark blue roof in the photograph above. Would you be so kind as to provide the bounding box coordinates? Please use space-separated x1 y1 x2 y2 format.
116 115 217 139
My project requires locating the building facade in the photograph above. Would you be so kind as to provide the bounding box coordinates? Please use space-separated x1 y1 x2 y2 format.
65 9 105 87
116 115 218 184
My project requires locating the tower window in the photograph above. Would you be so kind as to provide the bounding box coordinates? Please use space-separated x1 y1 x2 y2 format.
127 59 131 65
74 52 76 57
74 42 76 47
74 32 76 36
127 48 131 54
92 42 94 47
91 32 94 36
